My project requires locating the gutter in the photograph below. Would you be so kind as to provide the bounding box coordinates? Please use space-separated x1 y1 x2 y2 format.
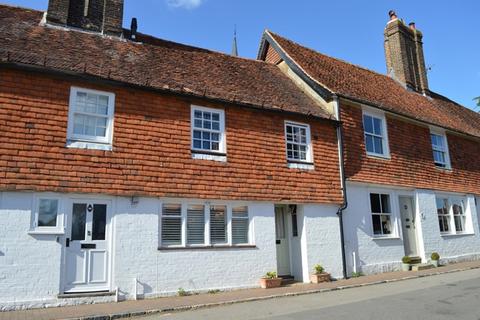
333 95 349 279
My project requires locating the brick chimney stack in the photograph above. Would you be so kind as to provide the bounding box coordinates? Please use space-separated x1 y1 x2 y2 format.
46 0 124 36
384 10 429 95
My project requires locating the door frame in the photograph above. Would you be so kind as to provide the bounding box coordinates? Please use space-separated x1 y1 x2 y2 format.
61 197 114 294
398 195 420 257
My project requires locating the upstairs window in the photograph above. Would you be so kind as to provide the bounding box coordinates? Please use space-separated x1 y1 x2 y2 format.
285 122 312 163
430 132 450 169
370 193 392 236
363 111 389 158
67 87 115 147
191 106 226 154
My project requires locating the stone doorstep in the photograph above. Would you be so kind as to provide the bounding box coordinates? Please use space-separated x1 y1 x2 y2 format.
57 291 116 299
411 263 435 271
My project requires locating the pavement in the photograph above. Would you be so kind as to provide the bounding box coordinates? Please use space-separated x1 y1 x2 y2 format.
150 267 480 319
1 260 480 320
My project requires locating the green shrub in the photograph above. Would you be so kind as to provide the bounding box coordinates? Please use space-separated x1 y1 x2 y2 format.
431 252 440 261
313 264 325 274
177 288 189 296
265 271 278 279
402 256 411 264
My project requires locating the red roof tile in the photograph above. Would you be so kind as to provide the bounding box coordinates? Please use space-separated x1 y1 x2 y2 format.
265 31 480 138
0 5 332 120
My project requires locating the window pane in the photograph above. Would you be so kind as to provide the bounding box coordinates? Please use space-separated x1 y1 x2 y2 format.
212 113 220 121
373 136 383 154
436 198 448 215
365 135 374 153
232 206 249 244
373 117 382 135
381 215 392 234
381 194 391 213
38 199 58 227
372 214 382 235
194 110 202 119
370 193 381 213
363 115 373 134
194 119 202 128
92 204 107 240
210 205 227 244
187 205 205 245
454 216 464 232
71 203 87 241
162 204 181 246
212 122 220 131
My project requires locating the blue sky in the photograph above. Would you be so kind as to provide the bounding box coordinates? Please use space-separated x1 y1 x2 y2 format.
4 0 480 109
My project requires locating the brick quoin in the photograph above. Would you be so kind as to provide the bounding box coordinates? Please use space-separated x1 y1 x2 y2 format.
0 68 342 204
342 101 480 194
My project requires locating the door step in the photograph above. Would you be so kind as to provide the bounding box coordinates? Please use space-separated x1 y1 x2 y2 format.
280 275 296 286
411 263 434 271
58 290 115 299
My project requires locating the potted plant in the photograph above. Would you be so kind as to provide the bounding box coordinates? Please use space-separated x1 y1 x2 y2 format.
260 271 282 289
310 264 331 283
431 252 440 267
401 256 411 271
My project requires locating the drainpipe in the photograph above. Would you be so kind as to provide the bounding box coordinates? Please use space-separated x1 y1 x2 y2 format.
333 95 349 279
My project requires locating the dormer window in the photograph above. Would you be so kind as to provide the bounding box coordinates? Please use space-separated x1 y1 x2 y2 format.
430 131 451 169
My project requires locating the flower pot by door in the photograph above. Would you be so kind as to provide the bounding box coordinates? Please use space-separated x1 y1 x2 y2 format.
260 278 282 289
401 263 410 271
431 260 439 267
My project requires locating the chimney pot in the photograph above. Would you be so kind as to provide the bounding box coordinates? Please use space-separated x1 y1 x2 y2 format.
388 10 397 20
130 18 138 40
409 22 416 30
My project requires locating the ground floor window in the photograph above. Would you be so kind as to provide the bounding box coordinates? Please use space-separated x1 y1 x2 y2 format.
370 193 392 236
160 203 250 247
436 197 468 235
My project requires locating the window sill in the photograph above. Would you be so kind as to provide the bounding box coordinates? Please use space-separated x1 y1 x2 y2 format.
287 161 314 170
158 244 256 251
371 236 400 240
435 166 452 172
28 229 65 235
366 153 391 160
191 151 227 162
440 232 474 238
66 140 112 151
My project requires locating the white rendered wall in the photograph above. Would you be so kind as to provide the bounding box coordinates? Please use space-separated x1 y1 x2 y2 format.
343 184 408 275
416 190 480 264
344 183 480 275
0 192 63 310
113 199 277 299
302 204 344 280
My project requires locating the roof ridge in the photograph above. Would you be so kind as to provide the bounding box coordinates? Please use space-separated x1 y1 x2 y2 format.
267 30 398 84
0 2 43 13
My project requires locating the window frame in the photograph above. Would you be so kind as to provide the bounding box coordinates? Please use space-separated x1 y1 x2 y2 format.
160 203 183 247
66 86 116 147
190 105 226 155
159 202 251 248
29 195 65 235
362 108 390 159
429 129 451 169
368 191 397 238
284 121 313 164
435 195 472 236
436 197 451 234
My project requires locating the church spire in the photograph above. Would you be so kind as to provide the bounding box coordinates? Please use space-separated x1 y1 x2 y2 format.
231 25 238 57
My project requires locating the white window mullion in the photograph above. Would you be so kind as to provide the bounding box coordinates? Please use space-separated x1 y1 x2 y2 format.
205 204 211 246
181 204 187 247
227 204 233 246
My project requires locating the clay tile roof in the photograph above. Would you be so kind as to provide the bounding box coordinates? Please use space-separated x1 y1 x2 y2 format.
0 5 332 120
266 31 480 138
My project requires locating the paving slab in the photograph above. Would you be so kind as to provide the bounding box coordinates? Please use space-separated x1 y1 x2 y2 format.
1 260 479 320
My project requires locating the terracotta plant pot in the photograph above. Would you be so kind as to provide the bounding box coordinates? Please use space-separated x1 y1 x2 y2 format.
260 277 283 289
310 272 331 284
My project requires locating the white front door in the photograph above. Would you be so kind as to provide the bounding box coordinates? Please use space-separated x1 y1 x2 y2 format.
64 201 111 293
399 196 418 257
275 206 291 276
